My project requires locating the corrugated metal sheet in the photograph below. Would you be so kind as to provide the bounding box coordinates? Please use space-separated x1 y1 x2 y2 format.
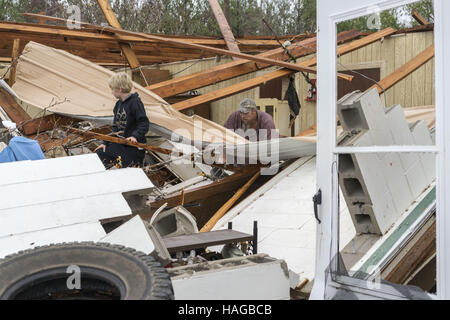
0 153 153 258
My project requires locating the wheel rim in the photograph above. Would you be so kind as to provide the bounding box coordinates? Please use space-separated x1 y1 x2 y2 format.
2 266 126 300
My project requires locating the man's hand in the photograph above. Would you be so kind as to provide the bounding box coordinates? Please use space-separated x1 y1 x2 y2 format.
94 144 106 153
126 136 137 143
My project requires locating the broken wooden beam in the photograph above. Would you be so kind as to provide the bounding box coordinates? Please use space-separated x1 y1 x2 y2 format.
172 68 295 111
0 86 31 125
148 30 361 98
97 0 141 69
200 170 261 232
171 28 395 111
19 114 81 136
8 39 21 87
412 9 431 26
370 44 434 94
145 167 260 211
67 127 178 156
209 0 241 60
14 14 330 76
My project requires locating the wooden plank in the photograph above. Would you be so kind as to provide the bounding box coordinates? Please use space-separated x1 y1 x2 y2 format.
200 170 261 232
394 34 406 107
36 126 111 153
147 35 320 98
404 34 414 108
369 45 434 95
412 32 426 108
163 229 253 253
208 0 241 59
8 39 21 87
172 69 297 111
96 0 141 69
424 32 434 106
2 19 284 47
384 219 435 284
68 127 178 156
17 14 337 76
19 114 81 136
0 86 31 124
172 29 397 111
147 167 260 210
412 9 431 26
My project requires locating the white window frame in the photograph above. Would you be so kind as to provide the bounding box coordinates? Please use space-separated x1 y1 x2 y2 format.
311 0 449 300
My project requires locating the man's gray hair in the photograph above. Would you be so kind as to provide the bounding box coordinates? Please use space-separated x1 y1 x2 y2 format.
238 98 257 113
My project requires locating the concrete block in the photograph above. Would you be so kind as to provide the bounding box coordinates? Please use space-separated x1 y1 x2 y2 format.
405 159 429 199
410 120 436 185
351 203 379 235
370 190 399 234
337 93 433 236
353 152 389 207
386 105 422 171
337 91 368 131
357 89 389 129
382 153 414 215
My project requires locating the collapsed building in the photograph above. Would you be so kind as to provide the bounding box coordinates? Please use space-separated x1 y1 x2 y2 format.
0 1 438 300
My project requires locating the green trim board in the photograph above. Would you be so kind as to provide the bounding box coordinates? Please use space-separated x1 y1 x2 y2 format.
357 186 436 274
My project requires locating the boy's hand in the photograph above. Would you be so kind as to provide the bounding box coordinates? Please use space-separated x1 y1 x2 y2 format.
126 136 137 143
94 144 106 152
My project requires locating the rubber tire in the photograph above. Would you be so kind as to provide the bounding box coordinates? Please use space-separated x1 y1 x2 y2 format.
0 242 174 300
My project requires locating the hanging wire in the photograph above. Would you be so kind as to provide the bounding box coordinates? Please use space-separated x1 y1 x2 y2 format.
337 60 388 108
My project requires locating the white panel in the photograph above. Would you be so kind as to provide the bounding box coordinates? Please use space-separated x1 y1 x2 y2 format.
0 222 106 258
0 194 131 237
171 260 290 300
101 216 155 254
0 154 105 186
0 168 153 210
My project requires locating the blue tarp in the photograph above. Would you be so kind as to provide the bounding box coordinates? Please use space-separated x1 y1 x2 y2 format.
0 137 45 163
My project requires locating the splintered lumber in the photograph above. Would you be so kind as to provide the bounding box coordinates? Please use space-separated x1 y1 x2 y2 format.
172 28 396 110
209 0 241 60
200 170 261 232
172 69 296 111
412 9 431 26
370 45 434 94
145 166 260 214
17 16 285 48
8 39 21 87
16 14 326 76
148 29 361 98
67 127 178 156
19 114 81 136
97 0 140 69
36 126 112 152
384 217 435 285
0 86 31 125
296 125 317 137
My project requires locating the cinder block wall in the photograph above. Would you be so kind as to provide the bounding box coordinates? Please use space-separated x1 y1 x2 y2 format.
337 89 435 235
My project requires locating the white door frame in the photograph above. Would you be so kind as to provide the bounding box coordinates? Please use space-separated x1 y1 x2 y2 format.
311 0 449 300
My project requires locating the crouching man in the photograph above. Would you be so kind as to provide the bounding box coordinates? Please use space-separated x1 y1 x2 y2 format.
95 72 150 168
